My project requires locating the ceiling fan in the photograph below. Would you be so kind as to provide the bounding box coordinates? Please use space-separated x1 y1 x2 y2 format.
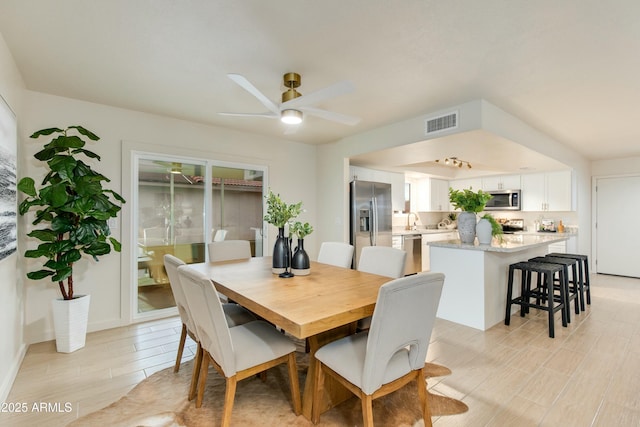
219 72 361 126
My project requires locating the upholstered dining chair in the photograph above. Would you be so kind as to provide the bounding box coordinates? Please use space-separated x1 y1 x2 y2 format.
177 265 301 426
357 245 407 279
163 255 255 379
311 272 445 427
356 246 407 330
207 240 252 262
317 241 354 268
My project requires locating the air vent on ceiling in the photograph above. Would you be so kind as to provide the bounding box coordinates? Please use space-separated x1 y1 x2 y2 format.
425 111 458 135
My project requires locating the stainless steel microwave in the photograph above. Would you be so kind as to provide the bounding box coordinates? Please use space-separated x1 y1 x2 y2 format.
485 190 521 211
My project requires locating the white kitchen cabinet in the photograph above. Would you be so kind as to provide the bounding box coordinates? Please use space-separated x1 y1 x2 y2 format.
429 179 450 212
522 170 573 212
421 231 458 271
482 174 521 191
450 178 482 192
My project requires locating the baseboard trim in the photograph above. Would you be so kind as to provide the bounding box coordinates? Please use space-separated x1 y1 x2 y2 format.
0 342 28 403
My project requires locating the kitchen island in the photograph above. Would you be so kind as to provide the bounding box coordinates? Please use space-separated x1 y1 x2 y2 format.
428 234 569 330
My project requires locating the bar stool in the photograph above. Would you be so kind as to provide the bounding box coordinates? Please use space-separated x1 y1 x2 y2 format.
529 256 580 322
547 253 591 310
505 261 567 338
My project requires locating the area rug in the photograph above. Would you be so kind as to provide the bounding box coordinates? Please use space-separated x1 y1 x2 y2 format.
70 351 467 427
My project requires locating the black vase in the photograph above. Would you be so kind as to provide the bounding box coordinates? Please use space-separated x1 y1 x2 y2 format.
291 238 310 276
272 227 289 274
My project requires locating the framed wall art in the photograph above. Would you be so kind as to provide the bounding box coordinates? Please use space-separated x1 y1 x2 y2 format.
0 94 17 261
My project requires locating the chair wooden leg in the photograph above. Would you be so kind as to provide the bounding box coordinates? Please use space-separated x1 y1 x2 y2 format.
417 369 433 427
286 352 302 415
311 359 325 424
221 376 237 427
189 343 203 401
174 323 188 373
361 393 374 427
196 351 210 408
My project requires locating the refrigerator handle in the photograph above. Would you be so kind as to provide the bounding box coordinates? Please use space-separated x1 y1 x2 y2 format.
372 197 378 246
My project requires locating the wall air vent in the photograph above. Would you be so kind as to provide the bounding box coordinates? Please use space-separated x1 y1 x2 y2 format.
425 111 458 135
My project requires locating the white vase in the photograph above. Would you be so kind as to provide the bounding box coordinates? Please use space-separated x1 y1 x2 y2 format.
51 294 91 353
476 218 493 245
457 212 477 244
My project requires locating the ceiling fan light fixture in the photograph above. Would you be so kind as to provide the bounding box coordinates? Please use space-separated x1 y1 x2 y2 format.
281 109 303 124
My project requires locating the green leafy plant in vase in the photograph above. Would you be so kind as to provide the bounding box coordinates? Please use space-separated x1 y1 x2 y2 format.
290 221 313 275
448 187 493 244
263 190 302 275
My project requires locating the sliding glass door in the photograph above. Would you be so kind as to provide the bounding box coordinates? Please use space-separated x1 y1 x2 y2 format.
134 155 265 316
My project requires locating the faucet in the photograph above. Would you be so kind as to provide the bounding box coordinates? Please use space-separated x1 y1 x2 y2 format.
406 212 418 230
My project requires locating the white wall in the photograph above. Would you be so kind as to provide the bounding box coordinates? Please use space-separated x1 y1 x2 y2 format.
316 100 592 256
21 90 317 341
0 31 26 402
591 156 640 176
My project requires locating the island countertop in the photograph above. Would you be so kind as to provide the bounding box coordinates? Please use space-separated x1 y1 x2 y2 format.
427 233 569 253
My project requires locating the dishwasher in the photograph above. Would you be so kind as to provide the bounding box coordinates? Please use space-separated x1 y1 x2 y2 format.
401 234 422 275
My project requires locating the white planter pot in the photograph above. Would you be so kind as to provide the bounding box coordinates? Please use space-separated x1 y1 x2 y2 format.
476 218 493 245
51 294 91 353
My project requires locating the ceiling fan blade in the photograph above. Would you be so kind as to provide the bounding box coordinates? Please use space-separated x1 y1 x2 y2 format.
227 74 281 115
281 80 355 109
218 111 278 119
299 106 361 126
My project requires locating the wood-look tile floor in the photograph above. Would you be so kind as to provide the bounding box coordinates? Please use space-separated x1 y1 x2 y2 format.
3 273 639 426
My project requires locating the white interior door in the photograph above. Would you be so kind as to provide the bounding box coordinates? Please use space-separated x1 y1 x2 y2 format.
595 176 640 277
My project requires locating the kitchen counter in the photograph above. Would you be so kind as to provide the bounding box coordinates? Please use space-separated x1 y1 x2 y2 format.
392 228 456 236
428 233 567 331
427 233 568 253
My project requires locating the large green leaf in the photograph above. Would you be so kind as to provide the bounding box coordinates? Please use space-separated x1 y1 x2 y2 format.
44 135 85 150
17 177 37 197
27 229 58 242
68 126 99 141
24 248 51 259
34 146 66 161
60 249 82 264
52 266 72 282
26 270 56 280
44 259 71 270
30 128 63 138
84 241 111 257
75 177 102 197
71 148 101 160
105 189 126 203
46 183 71 208
51 215 75 233
109 237 122 252
48 155 77 181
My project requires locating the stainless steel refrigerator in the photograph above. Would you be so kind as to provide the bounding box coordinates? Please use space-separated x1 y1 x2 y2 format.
350 180 393 268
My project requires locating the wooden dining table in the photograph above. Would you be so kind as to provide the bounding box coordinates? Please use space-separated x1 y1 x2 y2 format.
188 256 390 419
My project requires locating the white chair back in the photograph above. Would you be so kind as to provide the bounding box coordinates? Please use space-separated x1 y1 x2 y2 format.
178 265 238 376
362 272 444 394
358 246 406 278
213 229 228 242
207 240 252 262
317 242 354 268
163 254 196 337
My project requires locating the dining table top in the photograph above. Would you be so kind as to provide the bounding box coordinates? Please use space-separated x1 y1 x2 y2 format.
188 256 391 340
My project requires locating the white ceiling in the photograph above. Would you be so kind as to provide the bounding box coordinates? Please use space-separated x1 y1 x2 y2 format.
2 1 639 175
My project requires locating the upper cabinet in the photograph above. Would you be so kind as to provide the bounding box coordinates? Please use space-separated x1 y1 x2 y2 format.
429 178 450 212
350 166 405 212
450 178 482 192
521 170 574 211
406 176 450 212
481 174 521 191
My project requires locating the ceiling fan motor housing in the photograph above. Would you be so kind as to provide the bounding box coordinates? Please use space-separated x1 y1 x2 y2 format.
282 72 302 102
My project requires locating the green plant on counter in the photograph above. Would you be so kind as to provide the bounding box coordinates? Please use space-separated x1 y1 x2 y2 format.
481 214 504 237
447 212 457 222
448 187 493 213
291 221 313 239
17 126 125 300
263 189 302 228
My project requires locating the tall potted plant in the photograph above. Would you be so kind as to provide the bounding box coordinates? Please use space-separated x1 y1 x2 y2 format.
263 190 301 275
448 187 492 244
18 126 125 352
